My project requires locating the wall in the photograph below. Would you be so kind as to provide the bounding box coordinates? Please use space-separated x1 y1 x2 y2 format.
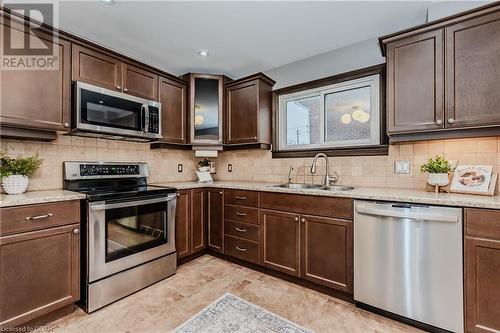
0 135 197 191
214 137 500 193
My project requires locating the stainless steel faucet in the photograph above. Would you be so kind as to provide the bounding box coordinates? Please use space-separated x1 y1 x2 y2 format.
310 153 338 186
288 166 294 184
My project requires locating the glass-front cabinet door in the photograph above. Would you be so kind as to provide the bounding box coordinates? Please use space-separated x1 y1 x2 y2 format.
187 74 223 144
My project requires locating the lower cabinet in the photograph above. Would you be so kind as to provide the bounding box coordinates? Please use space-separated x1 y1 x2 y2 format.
0 201 80 328
207 188 224 253
465 208 500 333
175 189 206 259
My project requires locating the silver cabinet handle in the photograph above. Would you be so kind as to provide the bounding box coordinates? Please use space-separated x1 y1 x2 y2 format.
235 196 247 200
294 217 299 222
219 191 223 195
63 122 70 128
235 212 246 217
448 118 455 124
235 227 247 232
73 228 80 234
176 193 180 197
436 119 443 125
25 213 53 221
116 85 121 90
123 88 128 92
301 218 306 223
236 246 247 252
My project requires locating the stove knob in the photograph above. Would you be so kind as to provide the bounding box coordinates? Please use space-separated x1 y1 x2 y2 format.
90 167 98 175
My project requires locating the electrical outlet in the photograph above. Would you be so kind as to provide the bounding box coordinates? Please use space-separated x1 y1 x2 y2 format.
228 164 232 172
394 161 411 174
177 164 183 173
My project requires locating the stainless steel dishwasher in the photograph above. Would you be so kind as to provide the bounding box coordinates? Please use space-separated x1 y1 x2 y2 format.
354 200 463 333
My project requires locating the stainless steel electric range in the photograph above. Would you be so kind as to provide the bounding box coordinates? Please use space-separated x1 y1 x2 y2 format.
63 161 177 313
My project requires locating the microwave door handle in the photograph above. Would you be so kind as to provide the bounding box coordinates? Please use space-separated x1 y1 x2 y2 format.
144 104 150 133
140 104 146 131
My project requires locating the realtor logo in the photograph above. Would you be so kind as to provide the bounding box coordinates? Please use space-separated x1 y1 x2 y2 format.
1 1 59 70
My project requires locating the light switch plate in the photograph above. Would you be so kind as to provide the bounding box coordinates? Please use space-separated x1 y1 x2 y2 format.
228 164 232 172
394 161 411 174
177 164 183 173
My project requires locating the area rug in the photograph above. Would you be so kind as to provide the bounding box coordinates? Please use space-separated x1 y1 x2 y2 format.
173 293 314 333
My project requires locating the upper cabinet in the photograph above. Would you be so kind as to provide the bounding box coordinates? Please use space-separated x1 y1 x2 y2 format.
159 76 188 143
225 73 275 146
0 15 71 134
73 44 159 101
381 4 500 141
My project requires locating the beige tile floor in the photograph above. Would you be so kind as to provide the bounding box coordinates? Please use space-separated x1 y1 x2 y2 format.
50 255 421 333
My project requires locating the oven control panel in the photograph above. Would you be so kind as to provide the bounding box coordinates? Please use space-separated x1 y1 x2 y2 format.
79 164 140 176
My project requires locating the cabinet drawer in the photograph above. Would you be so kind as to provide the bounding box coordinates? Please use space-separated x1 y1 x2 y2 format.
225 220 260 242
0 200 80 236
261 192 353 220
466 208 500 240
224 235 259 264
224 190 259 207
225 204 259 224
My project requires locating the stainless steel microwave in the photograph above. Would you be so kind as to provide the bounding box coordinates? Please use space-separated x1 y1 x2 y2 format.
73 81 162 141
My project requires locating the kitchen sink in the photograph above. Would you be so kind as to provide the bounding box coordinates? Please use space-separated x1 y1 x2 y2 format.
319 185 354 191
273 183 322 189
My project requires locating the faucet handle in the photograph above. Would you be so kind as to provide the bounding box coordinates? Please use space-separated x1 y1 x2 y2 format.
329 171 340 185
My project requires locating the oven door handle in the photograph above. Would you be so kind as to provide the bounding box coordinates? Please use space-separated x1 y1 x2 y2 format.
90 194 176 211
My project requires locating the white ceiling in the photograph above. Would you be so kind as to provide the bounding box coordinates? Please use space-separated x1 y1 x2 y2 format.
56 1 440 78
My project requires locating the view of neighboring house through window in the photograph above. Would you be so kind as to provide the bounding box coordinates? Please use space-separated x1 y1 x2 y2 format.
278 74 380 151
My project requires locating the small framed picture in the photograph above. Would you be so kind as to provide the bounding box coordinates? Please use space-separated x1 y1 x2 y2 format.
450 165 496 196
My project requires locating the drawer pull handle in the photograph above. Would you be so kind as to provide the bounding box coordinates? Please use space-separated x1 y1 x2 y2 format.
25 213 53 221
235 227 247 232
236 246 247 252
235 212 247 217
235 196 247 200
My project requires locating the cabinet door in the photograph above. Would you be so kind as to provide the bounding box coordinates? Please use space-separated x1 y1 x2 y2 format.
72 44 122 91
123 64 158 101
0 21 71 132
191 188 206 253
175 190 191 259
465 236 500 333
386 29 444 133
261 209 300 277
207 189 224 253
301 215 352 293
226 80 259 143
0 224 80 328
160 77 187 143
445 11 500 128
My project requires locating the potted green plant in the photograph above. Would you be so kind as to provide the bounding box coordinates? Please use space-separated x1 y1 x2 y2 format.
0 151 43 195
197 159 211 172
420 155 454 189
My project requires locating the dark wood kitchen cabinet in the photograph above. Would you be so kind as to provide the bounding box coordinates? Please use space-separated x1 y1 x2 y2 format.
301 215 353 293
207 188 224 253
0 15 71 134
72 44 123 91
225 73 275 146
73 44 159 101
159 76 188 143
175 189 206 259
465 208 500 333
0 201 80 328
386 30 444 134
381 3 500 141
445 11 500 128
261 209 301 277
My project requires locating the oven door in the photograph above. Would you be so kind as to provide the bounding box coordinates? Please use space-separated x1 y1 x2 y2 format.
88 193 176 282
75 81 160 139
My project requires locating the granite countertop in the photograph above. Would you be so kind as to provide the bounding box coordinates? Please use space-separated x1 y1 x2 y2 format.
0 190 86 208
153 181 500 210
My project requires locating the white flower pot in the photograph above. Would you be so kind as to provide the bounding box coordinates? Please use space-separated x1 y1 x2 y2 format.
427 173 449 187
2 175 30 195
198 166 210 172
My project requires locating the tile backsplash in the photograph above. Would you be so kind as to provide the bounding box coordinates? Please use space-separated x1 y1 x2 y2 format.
1 135 499 193
0 135 197 191
214 137 500 193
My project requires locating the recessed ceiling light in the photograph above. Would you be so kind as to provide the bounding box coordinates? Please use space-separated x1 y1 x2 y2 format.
198 50 209 57
101 0 115 5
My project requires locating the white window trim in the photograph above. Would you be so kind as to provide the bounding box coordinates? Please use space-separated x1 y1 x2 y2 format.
278 74 381 151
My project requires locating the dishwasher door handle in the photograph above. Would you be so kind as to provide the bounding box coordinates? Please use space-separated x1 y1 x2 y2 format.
356 206 459 223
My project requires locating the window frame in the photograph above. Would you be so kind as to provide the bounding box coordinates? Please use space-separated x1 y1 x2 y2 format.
272 64 388 158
